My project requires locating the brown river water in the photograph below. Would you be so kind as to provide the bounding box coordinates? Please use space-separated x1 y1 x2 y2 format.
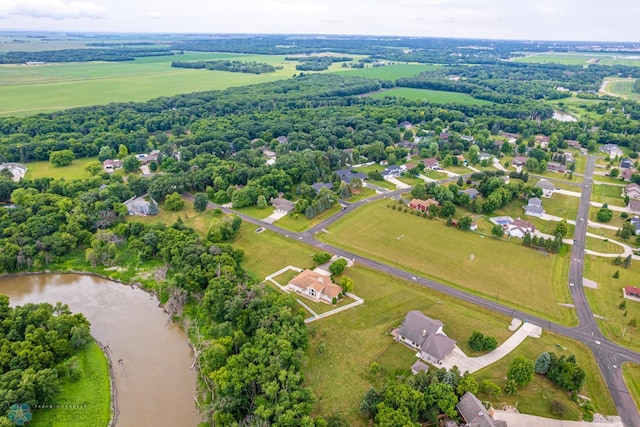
0 273 200 427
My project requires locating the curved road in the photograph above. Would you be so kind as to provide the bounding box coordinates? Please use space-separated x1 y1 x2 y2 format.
186 164 640 425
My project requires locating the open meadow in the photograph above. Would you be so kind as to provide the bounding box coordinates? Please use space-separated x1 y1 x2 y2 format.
368 87 493 105
584 256 640 353
512 52 640 67
335 63 436 80
317 200 576 325
231 222 614 424
602 78 640 101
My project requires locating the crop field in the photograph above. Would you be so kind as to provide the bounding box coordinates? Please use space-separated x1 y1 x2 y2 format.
368 87 492 105
317 200 576 325
335 63 435 80
0 53 310 116
512 52 640 67
584 256 640 353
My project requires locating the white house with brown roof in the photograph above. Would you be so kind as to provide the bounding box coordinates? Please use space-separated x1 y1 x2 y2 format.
287 269 343 304
423 157 440 170
102 159 121 173
507 219 535 238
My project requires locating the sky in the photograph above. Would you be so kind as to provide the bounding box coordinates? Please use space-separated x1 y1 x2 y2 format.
0 0 638 43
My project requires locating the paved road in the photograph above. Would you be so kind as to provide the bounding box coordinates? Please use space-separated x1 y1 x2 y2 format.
185 164 640 425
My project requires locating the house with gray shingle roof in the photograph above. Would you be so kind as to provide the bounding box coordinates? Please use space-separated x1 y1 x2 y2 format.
535 179 555 197
270 197 295 213
457 392 507 427
397 311 456 365
524 197 544 217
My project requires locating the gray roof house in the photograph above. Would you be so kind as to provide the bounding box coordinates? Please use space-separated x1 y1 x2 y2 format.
524 197 544 217
459 188 481 199
0 162 27 182
621 158 633 169
630 217 640 235
535 179 555 197
397 311 456 365
457 392 507 427
312 182 333 193
270 197 295 213
124 196 158 216
335 169 367 184
382 165 404 178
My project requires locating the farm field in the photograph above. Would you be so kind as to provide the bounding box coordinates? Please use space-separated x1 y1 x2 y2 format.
368 87 493 105
231 227 614 424
317 200 576 325
335 63 436 80
584 256 640 353
512 52 640 67
0 53 316 116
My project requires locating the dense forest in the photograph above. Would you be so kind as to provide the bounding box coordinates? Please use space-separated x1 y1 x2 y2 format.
171 60 276 74
0 47 174 64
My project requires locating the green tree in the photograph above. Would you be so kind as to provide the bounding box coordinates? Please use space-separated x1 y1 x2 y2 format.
553 219 569 238
117 144 129 159
329 258 347 276
165 192 184 211
359 388 382 419
597 206 613 222
340 276 354 293
459 215 473 230
193 192 208 212
456 374 478 397
507 355 534 386
491 224 504 238
504 379 518 395
98 145 116 162
122 155 142 173
256 194 268 209
624 254 632 268
313 252 332 264
535 352 552 374
441 201 456 218
479 379 501 397
49 149 75 167
84 160 104 176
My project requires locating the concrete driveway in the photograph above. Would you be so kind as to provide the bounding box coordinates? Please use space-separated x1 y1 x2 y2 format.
441 322 541 373
493 411 623 427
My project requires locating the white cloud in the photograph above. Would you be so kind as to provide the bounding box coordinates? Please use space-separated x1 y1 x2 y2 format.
146 11 161 20
0 0 108 20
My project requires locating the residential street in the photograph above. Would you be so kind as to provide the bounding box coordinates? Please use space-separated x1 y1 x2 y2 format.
185 158 640 426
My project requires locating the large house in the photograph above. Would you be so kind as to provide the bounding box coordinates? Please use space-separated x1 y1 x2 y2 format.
0 162 27 182
626 183 640 200
124 196 157 216
524 197 544 217
507 219 535 238
287 269 343 304
457 392 507 427
409 198 439 212
135 150 160 165
630 217 640 235
601 143 624 159
629 200 640 215
423 157 440 170
511 156 528 167
546 161 566 173
382 165 405 178
620 158 634 170
102 159 121 173
335 169 367 184
397 311 456 365
459 188 481 199
535 179 555 198
270 197 295 214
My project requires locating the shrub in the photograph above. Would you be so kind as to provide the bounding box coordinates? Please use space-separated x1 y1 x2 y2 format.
535 352 551 374
313 252 332 264
507 355 534 386
550 400 567 417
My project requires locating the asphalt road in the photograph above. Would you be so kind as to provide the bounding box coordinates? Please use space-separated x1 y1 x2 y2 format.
185 165 640 425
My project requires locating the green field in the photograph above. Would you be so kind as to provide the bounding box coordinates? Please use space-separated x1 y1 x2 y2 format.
592 184 625 207
603 78 640 101
368 87 493 105
543 194 580 220
130 199 223 236
24 157 99 180
30 341 111 427
335 63 436 80
0 53 312 116
317 200 576 325
585 237 624 255
584 256 640 353
513 52 640 67
232 226 613 424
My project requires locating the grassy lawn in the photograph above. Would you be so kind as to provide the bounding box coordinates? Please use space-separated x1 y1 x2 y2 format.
365 179 396 190
593 174 628 186
584 256 640 353
275 205 342 232
588 205 627 231
603 78 640 101
334 64 436 80
397 176 424 186
586 225 635 248
423 169 448 179
543 194 580 220
446 165 472 175
24 157 99 180
622 362 640 410
234 205 274 220
318 200 576 325
513 52 640 67
585 237 625 254
368 87 493 105
592 184 625 207
347 187 376 202
474 330 616 419
30 341 110 427
129 199 222 236
494 200 575 237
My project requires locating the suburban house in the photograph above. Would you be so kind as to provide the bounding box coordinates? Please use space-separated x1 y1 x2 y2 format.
546 161 566 173
621 158 634 170
276 136 288 144
411 360 429 375
511 156 528 167
0 162 27 182
626 183 640 200
263 148 277 166
507 219 536 238
423 157 440 170
566 139 581 148
621 169 635 182
312 182 333 193
398 120 413 129
601 143 624 159
102 159 121 173
535 134 550 147
439 132 450 140
625 286 640 298
501 132 520 144
396 311 456 365
457 392 507 427
135 150 160 165
564 152 574 163
287 269 343 304
124 196 157 216
461 135 475 143
335 169 367 184
270 197 295 214
629 200 640 215
524 197 544 217
382 165 404 178
409 198 439 212
630 217 640 235
459 188 481 199
535 179 555 197
479 152 491 162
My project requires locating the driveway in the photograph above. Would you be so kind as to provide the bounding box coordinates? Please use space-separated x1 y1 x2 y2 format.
493 411 623 427
440 322 541 373
263 210 287 224
384 177 411 189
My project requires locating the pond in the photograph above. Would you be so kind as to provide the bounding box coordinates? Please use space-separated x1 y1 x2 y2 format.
0 273 200 427
553 110 578 122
